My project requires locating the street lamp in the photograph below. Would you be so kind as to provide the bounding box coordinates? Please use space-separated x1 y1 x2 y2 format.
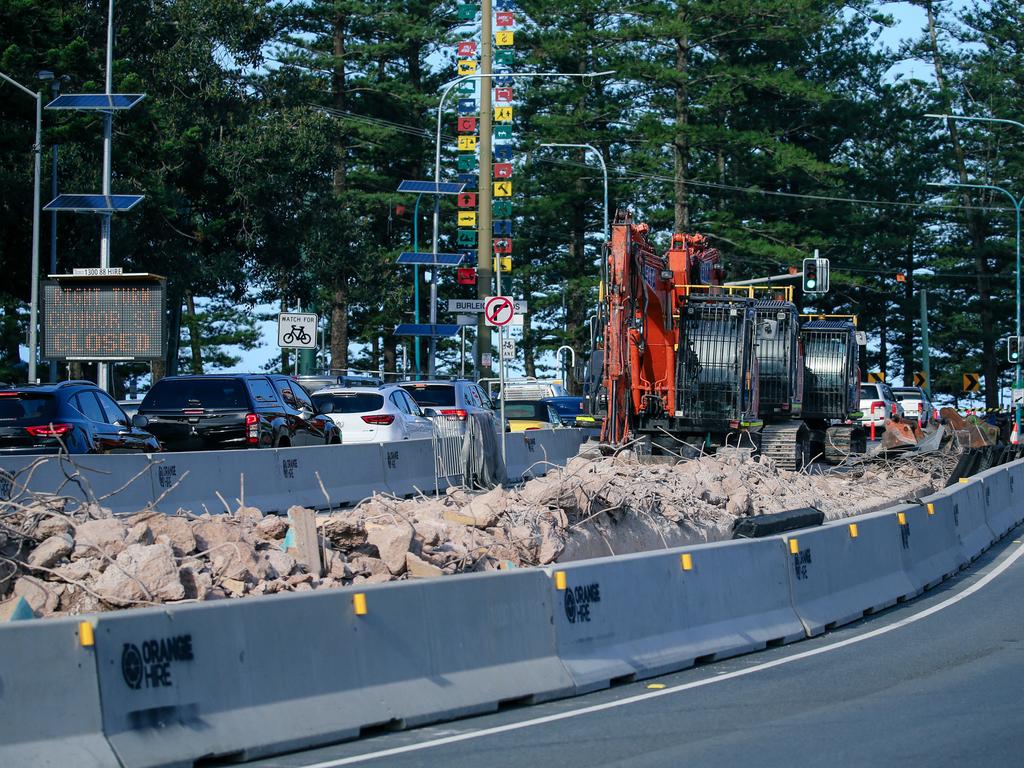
925 112 1024 433
428 70 614 377
38 70 60 382
0 70 42 384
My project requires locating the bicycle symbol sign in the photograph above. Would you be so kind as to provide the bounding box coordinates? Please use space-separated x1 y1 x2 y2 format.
277 312 319 349
484 296 515 327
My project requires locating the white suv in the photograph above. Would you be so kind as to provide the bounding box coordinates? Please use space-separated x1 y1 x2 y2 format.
859 382 904 429
891 386 934 428
311 386 434 443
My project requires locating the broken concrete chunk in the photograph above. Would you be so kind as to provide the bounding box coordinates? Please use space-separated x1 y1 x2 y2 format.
93 543 185 604
405 552 444 579
366 524 413 575
71 518 128 560
27 534 73 570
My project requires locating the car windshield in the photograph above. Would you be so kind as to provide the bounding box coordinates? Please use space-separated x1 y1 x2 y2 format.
312 392 384 413
505 402 544 420
142 379 248 410
0 393 56 423
401 384 455 407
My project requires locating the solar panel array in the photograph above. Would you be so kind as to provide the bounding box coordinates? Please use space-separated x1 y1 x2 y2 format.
396 252 465 266
43 194 144 213
45 94 145 110
396 180 465 195
394 324 461 337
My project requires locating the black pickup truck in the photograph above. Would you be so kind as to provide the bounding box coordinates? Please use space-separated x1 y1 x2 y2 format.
134 374 340 451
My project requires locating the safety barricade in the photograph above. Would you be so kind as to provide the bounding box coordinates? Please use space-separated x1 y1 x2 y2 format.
891 502 965 594
975 461 1022 539
0 452 157 516
0 617 117 768
146 448 285 514
276 443 389 509
90 570 573 768
502 432 535 482
922 479 995 563
783 510 918 636
379 438 438 498
546 538 803 694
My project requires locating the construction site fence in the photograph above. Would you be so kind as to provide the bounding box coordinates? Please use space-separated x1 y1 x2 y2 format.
4 453 1022 767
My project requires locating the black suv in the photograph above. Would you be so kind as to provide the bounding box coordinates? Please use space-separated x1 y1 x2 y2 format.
135 374 341 451
0 381 161 455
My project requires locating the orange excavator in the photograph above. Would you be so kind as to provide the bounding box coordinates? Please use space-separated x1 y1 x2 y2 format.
597 210 864 466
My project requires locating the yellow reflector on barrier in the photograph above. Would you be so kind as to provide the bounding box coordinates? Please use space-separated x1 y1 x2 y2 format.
554 571 567 591
353 593 367 616
927 503 935 516
959 478 969 484
680 553 693 571
79 621 94 647
647 683 666 690
788 538 799 554
897 512 907 526
848 523 858 539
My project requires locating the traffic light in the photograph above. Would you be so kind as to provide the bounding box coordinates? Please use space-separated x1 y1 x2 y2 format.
1009 335 1022 363
802 257 829 293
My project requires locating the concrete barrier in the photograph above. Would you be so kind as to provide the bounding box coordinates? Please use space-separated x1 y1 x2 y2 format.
0 617 117 767
91 570 572 768
277 443 388 508
0 453 157 516
891 502 965 594
974 462 1021 539
547 538 804 694
922 479 995 563
783 511 919 636
379 438 437 498
147 448 286 514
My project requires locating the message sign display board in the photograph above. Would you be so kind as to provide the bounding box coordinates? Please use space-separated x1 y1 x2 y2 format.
42 276 166 361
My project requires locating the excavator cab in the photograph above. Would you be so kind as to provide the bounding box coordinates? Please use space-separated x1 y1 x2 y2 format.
800 318 866 462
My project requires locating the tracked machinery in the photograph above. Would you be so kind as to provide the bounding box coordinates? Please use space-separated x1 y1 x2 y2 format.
597 210 866 467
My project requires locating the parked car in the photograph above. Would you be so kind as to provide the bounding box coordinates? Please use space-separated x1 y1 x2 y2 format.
0 380 161 455
859 382 904 430
400 379 494 419
295 373 384 395
135 374 340 451
891 386 934 427
117 399 142 421
481 377 569 402
312 385 433 443
542 396 588 426
503 399 562 432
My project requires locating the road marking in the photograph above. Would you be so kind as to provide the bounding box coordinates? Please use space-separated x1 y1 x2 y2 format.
299 541 1024 767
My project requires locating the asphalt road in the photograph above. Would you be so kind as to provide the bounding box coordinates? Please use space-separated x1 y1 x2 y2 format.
245 530 1024 768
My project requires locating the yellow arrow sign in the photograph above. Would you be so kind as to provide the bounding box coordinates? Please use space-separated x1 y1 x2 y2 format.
962 372 981 392
913 371 927 388
867 371 885 383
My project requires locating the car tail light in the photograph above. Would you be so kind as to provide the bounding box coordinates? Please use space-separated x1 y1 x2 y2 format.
25 423 72 437
362 414 395 425
245 413 259 444
870 400 884 415
917 402 923 413
525 426 542 430
439 408 468 421
891 403 897 416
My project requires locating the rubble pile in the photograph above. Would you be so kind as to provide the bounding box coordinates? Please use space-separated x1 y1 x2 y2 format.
0 447 957 619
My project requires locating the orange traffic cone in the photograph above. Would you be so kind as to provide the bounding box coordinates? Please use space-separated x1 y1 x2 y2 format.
1012 421 1020 445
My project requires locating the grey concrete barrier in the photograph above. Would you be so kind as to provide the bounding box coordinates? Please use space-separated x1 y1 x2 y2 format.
892 502 965 594
783 511 918 637
379 438 437 498
923 479 995 563
0 453 157 515
90 570 572 768
502 432 534 482
546 538 804 694
974 461 1021 539
147 448 284 514
0 617 117 767
277 443 388 508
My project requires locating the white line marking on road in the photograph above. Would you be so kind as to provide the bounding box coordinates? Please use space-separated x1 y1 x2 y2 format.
300 542 1024 767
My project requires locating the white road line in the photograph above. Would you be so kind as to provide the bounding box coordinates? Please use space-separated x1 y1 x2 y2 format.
299 541 1024 768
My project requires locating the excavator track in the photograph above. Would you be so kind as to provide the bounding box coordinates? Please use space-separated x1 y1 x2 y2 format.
759 423 810 471
823 425 867 464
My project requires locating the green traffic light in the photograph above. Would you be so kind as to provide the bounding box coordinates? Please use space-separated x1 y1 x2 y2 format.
806 279 816 290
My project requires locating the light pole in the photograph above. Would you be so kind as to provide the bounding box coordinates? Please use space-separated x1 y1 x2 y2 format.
0 70 42 384
38 70 59 382
429 70 614 377
925 112 1024 434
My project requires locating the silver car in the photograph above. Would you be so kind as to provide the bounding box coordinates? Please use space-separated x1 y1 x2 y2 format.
859 382 904 429
891 386 934 428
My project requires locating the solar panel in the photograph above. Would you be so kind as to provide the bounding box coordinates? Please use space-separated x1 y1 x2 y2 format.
397 180 466 195
396 252 465 266
394 324 461 337
43 194 144 213
45 94 145 111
